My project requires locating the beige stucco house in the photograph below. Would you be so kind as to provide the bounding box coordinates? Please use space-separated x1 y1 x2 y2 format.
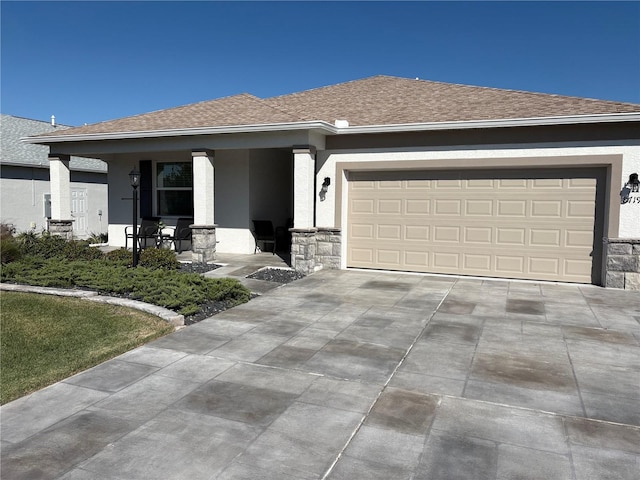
24 76 640 289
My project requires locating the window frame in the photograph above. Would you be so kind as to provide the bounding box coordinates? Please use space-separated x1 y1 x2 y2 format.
154 160 194 218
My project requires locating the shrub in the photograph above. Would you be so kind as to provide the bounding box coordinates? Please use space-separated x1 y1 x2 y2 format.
105 248 133 267
139 248 179 270
14 231 103 261
88 232 108 244
1 224 21 265
1 237 21 264
1 223 16 240
1 257 251 317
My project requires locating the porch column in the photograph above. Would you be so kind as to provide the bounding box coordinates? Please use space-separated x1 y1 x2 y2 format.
291 146 318 274
191 149 217 263
293 146 316 229
48 154 73 239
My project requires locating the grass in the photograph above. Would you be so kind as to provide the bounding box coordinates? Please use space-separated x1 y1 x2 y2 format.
0 291 175 405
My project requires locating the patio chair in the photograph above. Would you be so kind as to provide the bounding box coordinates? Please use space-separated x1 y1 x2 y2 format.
167 217 193 253
125 217 160 250
252 220 276 254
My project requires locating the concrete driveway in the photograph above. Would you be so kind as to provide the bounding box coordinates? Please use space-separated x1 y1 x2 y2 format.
2 269 639 479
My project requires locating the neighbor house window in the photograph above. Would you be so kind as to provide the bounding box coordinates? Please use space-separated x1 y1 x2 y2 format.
156 162 193 216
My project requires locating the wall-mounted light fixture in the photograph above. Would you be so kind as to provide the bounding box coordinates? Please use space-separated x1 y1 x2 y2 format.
319 177 331 201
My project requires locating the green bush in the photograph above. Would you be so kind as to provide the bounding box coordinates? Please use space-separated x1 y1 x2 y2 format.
1 257 251 317
14 231 103 261
1 224 21 265
105 248 133 267
139 248 180 270
1 237 21 264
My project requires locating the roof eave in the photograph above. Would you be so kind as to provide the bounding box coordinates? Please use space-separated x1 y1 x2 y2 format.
22 121 337 144
22 112 640 145
338 112 640 134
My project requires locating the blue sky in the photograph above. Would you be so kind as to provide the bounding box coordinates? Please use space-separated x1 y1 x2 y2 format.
2 1 639 127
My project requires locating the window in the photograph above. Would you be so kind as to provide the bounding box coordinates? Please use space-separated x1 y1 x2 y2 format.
156 162 193 216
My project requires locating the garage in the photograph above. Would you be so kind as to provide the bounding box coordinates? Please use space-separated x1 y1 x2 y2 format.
347 168 605 283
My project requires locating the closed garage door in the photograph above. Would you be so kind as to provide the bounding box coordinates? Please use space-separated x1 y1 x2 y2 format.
347 168 604 283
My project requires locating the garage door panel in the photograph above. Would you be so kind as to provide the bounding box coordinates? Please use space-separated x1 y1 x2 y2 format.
377 249 401 265
433 226 461 242
406 199 430 214
464 227 492 244
567 201 595 218
379 180 403 189
495 255 525 274
463 254 492 271
531 200 563 217
378 199 402 214
466 179 495 189
565 230 593 248
529 229 561 247
377 224 402 240
405 225 429 241
532 178 564 188
465 200 493 216
497 200 527 216
434 199 462 215
496 228 526 246
528 257 560 276
347 168 600 283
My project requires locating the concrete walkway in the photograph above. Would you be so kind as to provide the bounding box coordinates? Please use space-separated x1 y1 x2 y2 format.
2 270 639 479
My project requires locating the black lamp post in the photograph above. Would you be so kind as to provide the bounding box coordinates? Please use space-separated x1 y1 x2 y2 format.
129 168 141 267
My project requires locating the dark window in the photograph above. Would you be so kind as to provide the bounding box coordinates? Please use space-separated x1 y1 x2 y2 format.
156 162 193 216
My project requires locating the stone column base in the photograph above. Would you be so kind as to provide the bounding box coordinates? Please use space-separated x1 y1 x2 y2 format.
316 228 341 270
290 228 317 275
47 219 74 240
191 224 217 264
290 227 342 275
604 238 640 290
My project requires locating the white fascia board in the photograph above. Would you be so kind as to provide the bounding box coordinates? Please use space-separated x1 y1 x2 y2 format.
336 113 640 134
21 113 640 145
21 121 336 144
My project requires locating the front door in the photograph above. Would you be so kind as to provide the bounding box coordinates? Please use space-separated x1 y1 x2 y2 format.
71 188 88 237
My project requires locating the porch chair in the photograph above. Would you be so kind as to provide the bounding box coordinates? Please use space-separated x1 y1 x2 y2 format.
125 217 160 250
167 217 193 253
252 220 276 254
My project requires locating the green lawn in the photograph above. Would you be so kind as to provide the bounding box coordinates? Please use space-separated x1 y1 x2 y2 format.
0 291 175 404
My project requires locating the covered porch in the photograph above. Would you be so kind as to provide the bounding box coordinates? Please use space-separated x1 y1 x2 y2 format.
43 127 338 274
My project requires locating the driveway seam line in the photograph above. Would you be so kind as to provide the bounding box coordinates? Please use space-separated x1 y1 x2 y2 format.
319 277 459 480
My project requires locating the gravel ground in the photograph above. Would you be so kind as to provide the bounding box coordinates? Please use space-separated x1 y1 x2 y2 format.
178 262 221 274
247 268 306 283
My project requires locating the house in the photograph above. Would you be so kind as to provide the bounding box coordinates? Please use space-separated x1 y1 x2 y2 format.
1 114 108 238
24 76 640 289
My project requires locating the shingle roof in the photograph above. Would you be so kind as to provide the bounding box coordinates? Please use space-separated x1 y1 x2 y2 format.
1 114 107 171
266 75 640 125
32 75 640 138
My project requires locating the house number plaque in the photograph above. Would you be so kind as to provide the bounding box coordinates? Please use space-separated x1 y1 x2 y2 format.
621 173 640 205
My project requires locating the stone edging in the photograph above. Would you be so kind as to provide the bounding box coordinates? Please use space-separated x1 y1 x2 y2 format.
0 283 184 327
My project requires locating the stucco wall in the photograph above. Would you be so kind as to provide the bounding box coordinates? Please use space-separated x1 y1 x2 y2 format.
249 150 292 230
1 165 107 238
214 150 254 253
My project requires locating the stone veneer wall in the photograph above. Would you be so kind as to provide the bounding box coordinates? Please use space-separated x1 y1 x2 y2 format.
604 238 640 290
315 228 342 270
47 219 74 240
290 228 341 275
191 225 217 264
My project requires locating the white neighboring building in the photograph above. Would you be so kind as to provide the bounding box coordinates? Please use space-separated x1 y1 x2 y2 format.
1 114 108 238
